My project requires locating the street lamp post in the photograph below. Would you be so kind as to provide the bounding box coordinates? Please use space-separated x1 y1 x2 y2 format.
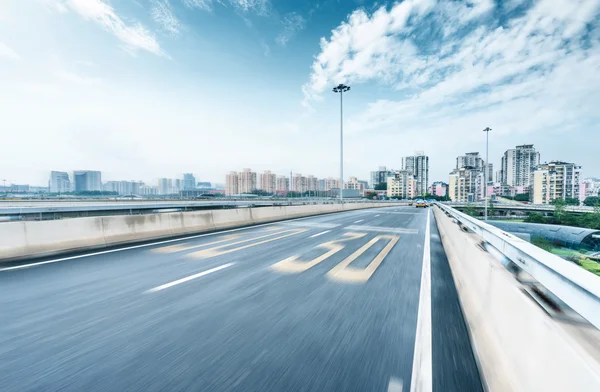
483 127 492 221
333 84 350 203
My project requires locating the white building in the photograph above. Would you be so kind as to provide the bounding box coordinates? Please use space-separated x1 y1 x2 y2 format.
73 170 102 192
49 171 71 193
500 144 540 186
532 161 583 204
275 175 289 192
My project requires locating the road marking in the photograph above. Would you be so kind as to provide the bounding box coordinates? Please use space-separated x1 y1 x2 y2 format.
310 230 331 238
375 214 380 217
354 219 364 223
388 377 404 392
327 234 399 283
345 225 419 234
0 214 327 272
282 222 340 229
187 229 307 259
145 263 233 293
271 232 366 273
152 234 241 253
410 208 432 392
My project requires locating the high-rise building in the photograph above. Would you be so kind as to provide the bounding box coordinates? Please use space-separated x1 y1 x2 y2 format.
501 144 540 186
140 185 158 195
73 170 102 192
158 178 173 195
345 176 366 192
456 152 484 170
306 175 318 191
326 177 340 192
225 172 239 196
404 152 429 196
49 171 71 193
449 167 484 202
259 171 277 193
317 178 327 192
238 168 257 194
183 173 196 191
486 163 493 183
387 170 416 199
370 166 394 189
103 181 143 195
532 161 583 204
276 175 289 192
429 181 448 197
292 174 306 193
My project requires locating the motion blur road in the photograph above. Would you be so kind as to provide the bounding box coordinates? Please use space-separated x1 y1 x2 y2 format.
0 206 483 392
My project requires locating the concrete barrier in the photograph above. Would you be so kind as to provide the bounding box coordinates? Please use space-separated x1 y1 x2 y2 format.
24 218 107 257
102 214 172 246
0 203 402 262
0 221 29 260
433 207 600 392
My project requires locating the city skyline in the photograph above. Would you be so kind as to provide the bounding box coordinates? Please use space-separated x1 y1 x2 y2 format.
1 1 599 187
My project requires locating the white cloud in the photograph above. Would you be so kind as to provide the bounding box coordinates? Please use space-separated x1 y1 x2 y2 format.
151 0 181 35
276 12 305 46
302 0 600 179
0 42 20 60
57 69 100 85
65 0 165 56
183 0 217 11
184 0 268 14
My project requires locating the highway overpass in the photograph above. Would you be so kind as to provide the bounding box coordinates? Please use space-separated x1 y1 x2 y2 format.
0 202 599 391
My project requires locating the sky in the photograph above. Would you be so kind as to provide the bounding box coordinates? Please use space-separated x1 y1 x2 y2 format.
1 0 599 186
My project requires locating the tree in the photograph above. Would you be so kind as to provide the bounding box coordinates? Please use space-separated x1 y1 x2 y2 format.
525 212 547 224
513 193 530 202
584 196 600 207
374 183 387 191
551 197 579 206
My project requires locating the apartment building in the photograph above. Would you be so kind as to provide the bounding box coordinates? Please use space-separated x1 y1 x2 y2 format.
531 161 583 204
501 144 540 186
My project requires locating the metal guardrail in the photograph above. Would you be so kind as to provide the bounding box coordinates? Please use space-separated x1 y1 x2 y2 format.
435 203 600 330
445 202 594 213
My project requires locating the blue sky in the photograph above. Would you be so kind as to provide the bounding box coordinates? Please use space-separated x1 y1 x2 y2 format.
1 0 599 186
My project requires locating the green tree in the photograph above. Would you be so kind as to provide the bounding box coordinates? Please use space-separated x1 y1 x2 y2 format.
584 196 600 207
552 198 566 224
464 204 477 217
374 183 387 191
513 193 530 202
525 212 547 224
551 197 579 206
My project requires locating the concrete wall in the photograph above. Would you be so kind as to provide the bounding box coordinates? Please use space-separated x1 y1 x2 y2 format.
0 203 398 262
433 207 600 392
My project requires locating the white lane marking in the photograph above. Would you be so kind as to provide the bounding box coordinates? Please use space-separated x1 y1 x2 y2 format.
309 230 331 238
0 213 344 272
354 219 364 223
145 263 233 293
410 208 432 392
282 222 340 229
388 377 404 392
344 225 419 234
375 214 380 217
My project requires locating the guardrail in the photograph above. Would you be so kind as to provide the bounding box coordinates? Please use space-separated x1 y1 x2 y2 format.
435 202 600 330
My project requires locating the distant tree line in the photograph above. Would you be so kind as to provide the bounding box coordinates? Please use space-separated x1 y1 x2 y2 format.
525 198 600 230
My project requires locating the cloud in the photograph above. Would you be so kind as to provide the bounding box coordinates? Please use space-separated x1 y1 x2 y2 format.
183 0 217 11
57 69 100 85
184 0 268 15
301 0 600 178
64 0 165 56
151 0 181 35
276 12 305 46
0 42 20 60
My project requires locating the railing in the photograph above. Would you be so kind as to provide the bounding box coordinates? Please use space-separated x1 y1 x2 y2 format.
435 203 600 330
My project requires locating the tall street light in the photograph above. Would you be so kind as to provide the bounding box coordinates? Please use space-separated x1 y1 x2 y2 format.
483 127 492 221
332 84 350 203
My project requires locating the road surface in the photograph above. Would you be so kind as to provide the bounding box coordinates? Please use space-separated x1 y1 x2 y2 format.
0 206 482 391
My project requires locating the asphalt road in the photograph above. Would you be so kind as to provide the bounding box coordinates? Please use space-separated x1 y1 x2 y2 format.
0 206 482 392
